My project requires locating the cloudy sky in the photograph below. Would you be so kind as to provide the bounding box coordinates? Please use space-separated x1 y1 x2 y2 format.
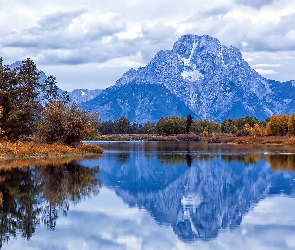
0 0 294 91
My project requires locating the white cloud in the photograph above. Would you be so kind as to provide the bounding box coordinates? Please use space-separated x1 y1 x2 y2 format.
251 64 281 68
0 0 294 90
251 62 282 76
254 69 279 75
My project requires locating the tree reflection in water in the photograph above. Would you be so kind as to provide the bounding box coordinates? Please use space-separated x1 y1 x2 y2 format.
220 153 295 172
0 159 100 248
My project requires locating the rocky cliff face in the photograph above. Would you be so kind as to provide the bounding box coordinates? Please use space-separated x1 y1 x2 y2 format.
83 34 295 123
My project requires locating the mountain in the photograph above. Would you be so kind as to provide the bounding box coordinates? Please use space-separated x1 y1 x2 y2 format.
10 61 48 84
83 83 195 123
67 89 103 103
82 34 295 123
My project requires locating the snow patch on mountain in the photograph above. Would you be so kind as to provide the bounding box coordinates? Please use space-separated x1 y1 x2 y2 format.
181 69 204 82
68 89 103 103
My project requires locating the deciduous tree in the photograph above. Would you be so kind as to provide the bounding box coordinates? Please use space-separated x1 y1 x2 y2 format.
251 123 264 137
288 114 295 136
37 101 100 146
266 114 288 136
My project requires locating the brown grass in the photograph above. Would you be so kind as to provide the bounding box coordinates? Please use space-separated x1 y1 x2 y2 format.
284 137 295 145
0 141 103 161
98 134 179 141
229 136 289 144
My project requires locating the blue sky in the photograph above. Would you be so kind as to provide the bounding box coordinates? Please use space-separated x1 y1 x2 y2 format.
0 0 294 91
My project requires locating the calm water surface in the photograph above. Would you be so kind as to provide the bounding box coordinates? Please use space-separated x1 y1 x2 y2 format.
2 141 295 250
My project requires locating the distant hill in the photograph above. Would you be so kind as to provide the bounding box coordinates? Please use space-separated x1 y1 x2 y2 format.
82 34 295 123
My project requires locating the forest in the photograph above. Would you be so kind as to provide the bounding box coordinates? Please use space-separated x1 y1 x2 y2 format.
0 58 102 155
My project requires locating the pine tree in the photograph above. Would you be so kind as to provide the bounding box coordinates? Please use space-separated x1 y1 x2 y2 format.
186 114 193 133
113 116 130 134
0 58 41 140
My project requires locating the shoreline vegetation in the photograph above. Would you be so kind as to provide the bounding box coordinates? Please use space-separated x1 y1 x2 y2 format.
97 133 295 145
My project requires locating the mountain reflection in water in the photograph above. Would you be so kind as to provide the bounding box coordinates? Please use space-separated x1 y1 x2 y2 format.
1 141 295 249
0 159 100 248
96 142 295 242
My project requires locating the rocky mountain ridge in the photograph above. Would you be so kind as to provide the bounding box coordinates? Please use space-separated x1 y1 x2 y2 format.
82 34 295 123
67 89 103 103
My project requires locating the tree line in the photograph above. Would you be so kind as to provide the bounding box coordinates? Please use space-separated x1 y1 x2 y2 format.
0 58 100 145
99 114 295 137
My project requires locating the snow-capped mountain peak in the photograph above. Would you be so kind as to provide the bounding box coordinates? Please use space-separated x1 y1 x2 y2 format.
82 34 295 123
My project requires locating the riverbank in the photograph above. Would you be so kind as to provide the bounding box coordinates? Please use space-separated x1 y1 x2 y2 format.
0 141 103 160
98 134 295 145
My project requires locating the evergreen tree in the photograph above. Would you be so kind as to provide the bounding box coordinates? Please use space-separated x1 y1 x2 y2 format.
0 58 41 140
0 60 19 140
99 120 114 135
186 114 193 133
113 116 130 134
41 75 69 105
